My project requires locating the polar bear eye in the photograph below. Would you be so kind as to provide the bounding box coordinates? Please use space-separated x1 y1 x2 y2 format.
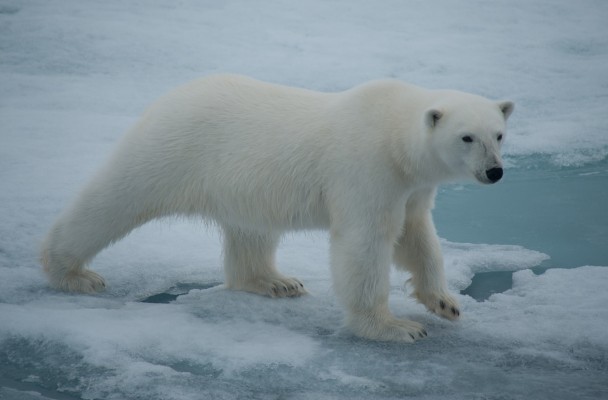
497 134 503 142
461 135 473 143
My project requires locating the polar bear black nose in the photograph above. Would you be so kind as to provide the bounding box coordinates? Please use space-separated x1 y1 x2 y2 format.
486 167 503 183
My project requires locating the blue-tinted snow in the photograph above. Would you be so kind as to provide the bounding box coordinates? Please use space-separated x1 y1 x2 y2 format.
1 0 607 399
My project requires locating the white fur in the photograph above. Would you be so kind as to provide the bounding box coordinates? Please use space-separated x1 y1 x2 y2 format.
41 74 513 342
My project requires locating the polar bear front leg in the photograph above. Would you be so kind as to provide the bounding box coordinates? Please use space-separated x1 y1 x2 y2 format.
222 227 306 298
330 227 427 342
394 188 461 320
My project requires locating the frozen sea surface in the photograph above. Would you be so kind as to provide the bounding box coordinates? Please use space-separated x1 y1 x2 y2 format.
1 0 607 399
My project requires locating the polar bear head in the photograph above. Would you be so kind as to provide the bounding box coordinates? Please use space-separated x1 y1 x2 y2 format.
425 93 514 184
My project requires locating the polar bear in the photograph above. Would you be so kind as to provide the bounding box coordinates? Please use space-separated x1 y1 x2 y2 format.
41 74 513 342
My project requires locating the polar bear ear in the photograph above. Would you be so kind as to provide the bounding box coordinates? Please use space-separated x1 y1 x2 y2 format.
498 101 515 120
425 109 443 128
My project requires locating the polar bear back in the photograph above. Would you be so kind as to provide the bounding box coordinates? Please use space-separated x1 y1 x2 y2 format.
101 75 481 232
112 75 349 230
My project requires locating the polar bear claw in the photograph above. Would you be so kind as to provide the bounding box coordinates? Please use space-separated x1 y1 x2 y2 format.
416 291 461 321
54 269 106 294
237 276 307 298
347 310 429 342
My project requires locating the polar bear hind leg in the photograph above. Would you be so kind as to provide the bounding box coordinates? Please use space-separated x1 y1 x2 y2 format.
41 171 163 293
41 245 106 293
41 226 109 294
222 227 306 298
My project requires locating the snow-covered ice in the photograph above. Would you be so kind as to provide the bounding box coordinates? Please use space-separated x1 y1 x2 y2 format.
1 0 607 399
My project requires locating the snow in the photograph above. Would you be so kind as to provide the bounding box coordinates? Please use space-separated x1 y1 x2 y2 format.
1 0 607 399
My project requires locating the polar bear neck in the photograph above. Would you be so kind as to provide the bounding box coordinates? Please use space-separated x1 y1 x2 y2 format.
337 79 451 187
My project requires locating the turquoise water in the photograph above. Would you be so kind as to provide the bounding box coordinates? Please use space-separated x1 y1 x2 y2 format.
436 156 608 299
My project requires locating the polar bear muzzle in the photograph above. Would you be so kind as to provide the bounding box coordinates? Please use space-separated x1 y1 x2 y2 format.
485 167 503 183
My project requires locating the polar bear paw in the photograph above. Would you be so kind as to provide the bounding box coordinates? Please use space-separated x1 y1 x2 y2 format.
230 275 307 298
415 290 460 320
52 269 107 293
348 312 428 342
265 276 307 298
